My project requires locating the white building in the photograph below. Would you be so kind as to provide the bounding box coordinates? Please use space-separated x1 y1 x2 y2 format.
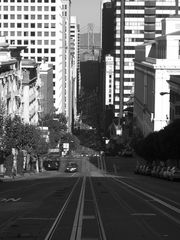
112 0 179 119
0 36 23 118
134 16 180 136
62 0 71 131
0 0 63 114
70 16 80 122
21 59 39 125
105 55 114 106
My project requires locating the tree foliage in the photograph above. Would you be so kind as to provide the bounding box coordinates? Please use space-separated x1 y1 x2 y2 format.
134 119 180 162
39 113 67 148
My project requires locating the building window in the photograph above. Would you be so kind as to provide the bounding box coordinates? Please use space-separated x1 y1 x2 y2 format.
38 49 42 53
51 49 55 53
51 32 55 36
24 6 28 11
4 15 8 19
44 23 49 28
51 23 55 28
24 15 28 20
37 23 42 28
17 6 22 11
4 23 8 27
31 6 35 11
24 32 28 36
4 6 8 11
17 15 22 19
51 57 55 62
38 15 42 20
51 40 55 45
24 40 28 45
44 49 49 53
44 6 49 11
44 40 49 45
31 23 35 28
17 31 22 36
17 23 21 28
37 40 42 44
51 7 55 11
44 32 49 36
38 6 42 11
44 15 49 20
31 40 35 45
24 23 28 28
37 57 41 62
31 32 35 36
31 15 35 20
31 49 35 53
10 15 15 19
17 40 22 45
10 23 15 27
38 32 42 36
10 31 15 36
51 15 56 20
10 6 15 11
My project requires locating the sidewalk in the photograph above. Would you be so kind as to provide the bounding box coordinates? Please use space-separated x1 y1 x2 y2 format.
0 170 62 182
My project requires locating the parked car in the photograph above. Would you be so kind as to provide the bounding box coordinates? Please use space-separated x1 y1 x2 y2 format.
144 165 152 176
134 164 141 174
163 166 172 179
168 166 180 181
159 166 167 178
151 166 157 177
154 165 162 177
65 162 78 173
43 160 60 171
138 165 144 174
121 148 133 157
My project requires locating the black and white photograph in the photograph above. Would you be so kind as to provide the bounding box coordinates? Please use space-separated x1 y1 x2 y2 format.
0 0 180 239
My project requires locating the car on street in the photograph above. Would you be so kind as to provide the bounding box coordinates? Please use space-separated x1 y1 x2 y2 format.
163 166 173 179
159 166 167 178
168 166 180 181
121 148 133 157
43 160 60 171
65 162 78 173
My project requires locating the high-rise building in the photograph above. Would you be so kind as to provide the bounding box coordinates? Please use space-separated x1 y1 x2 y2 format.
70 16 80 122
62 0 72 131
112 0 179 119
0 0 63 114
101 1 114 57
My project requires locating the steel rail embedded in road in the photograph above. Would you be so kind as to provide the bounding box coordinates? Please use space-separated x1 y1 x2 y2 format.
44 177 81 240
89 177 107 240
70 176 86 240
111 176 180 225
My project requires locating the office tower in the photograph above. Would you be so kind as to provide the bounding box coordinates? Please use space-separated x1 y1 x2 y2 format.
112 0 179 119
0 0 63 114
101 1 114 57
62 0 72 131
70 16 80 122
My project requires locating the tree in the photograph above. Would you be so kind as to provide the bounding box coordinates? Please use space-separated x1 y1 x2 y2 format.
39 113 68 148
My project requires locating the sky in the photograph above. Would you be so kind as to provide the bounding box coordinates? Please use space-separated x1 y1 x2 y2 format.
71 0 102 33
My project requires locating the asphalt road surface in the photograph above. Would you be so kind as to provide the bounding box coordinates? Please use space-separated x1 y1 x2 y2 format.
0 155 180 240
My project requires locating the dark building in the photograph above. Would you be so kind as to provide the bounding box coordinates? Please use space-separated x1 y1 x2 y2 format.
101 1 114 58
